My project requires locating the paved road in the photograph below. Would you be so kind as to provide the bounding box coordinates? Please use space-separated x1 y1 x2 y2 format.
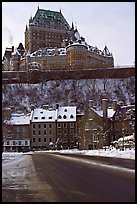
2 152 135 202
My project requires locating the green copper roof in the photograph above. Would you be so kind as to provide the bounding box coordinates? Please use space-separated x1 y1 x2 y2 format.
30 8 71 30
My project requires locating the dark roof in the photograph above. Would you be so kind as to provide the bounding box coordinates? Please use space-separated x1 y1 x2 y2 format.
30 8 70 30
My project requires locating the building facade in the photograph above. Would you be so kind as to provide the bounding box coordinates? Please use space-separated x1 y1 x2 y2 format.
78 99 135 150
30 104 77 150
3 112 31 152
3 104 78 152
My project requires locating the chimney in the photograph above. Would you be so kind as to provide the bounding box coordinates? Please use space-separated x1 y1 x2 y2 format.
56 104 59 110
12 46 14 53
112 100 118 111
30 104 36 110
89 100 94 109
102 99 108 118
43 104 49 110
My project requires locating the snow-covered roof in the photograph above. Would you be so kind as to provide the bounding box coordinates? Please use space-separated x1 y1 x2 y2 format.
118 135 134 142
92 108 115 118
31 106 76 123
7 113 30 125
31 108 56 122
57 106 76 122
30 47 66 57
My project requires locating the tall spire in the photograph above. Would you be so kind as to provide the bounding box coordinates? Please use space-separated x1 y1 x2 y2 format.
75 22 77 30
25 24 28 32
59 6 61 13
71 21 74 30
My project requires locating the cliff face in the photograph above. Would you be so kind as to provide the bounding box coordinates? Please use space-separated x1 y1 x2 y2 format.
2 77 135 113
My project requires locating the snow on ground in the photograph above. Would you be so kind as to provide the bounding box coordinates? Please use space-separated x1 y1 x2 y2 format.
2 147 135 165
49 147 135 160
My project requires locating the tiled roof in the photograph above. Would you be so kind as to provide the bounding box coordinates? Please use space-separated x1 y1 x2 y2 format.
31 8 70 30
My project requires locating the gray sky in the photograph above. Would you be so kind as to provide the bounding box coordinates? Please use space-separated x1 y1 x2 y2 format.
2 2 135 66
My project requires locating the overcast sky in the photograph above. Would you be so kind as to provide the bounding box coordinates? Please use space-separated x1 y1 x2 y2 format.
2 2 135 66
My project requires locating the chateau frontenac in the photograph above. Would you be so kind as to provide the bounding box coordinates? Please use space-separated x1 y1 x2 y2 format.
2 6 114 71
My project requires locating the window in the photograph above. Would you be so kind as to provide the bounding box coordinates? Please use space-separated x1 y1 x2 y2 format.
64 129 67 134
70 123 74 128
34 117 38 120
49 124 52 128
38 124 41 128
38 138 41 142
44 130 46 135
44 124 47 128
25 141 28 146
19 141 21 145
63 115 67 119
33 131 35 135
33 138 35 142
70 129 74 134
44 138 46 142
7 141 10 145
63 123 67 128
57 123 61 128
70 135 74 141
38 131 41 135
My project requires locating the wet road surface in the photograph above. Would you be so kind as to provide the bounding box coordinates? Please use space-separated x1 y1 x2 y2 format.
2 152 135 202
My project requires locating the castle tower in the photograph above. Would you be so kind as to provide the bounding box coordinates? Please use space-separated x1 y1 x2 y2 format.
66 29 88 69
25 7 74 53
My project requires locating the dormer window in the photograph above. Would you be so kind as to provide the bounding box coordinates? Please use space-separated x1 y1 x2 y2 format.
49 116 52 119
58 115 62 119
41 117 45 119
34 117 38 120
64 109 67 112
63 115 67 119
70 114 74 119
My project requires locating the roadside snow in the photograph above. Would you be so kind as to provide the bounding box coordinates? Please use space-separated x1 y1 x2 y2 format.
55 148 135 160
2 147 135 165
